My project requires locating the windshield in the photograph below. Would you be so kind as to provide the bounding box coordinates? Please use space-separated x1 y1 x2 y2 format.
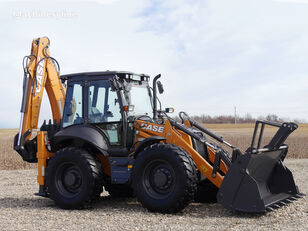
127 83 153 118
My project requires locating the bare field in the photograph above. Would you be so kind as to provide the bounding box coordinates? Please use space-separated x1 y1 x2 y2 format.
203 123 308 159
0 124 307 170
0 129 33 170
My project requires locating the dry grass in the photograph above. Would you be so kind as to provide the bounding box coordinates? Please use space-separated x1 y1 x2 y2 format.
0 124 307 170
203 123 308 159
0 129 34 170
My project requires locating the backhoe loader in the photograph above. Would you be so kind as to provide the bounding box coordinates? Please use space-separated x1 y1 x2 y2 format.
14 37 303 213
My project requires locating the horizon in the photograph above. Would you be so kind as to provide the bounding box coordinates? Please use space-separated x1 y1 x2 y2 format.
1 112 306 129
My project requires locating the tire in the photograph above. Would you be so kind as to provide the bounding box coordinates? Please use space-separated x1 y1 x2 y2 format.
132 143 198 213
194 179 218 203
46 147 103 209
106 184 134 198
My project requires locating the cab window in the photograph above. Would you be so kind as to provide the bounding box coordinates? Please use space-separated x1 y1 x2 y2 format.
88 80 122 145
88 80 121 123
62 82 83 128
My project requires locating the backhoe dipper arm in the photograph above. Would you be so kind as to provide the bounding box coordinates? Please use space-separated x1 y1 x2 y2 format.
15 37 65 158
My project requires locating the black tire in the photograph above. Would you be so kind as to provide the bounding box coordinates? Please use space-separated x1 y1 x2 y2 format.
106 184 134 198
46 147 103 209
132 143 198 213
194 179 218 203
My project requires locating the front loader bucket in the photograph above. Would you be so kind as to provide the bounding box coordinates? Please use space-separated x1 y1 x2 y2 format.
217 148 303 212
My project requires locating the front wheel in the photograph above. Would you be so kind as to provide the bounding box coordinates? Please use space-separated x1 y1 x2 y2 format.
46 147 103 209
132 143 198 213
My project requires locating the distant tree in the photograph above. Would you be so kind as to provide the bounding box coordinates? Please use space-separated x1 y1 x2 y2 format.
266 114 279 122
177 113 305 124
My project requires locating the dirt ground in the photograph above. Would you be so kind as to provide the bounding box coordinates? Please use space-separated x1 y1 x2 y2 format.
0 159 306 231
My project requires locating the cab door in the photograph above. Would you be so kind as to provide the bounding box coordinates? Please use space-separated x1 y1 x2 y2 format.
86 79 123 146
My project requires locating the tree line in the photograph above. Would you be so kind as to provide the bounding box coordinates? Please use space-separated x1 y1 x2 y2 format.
178 113 305 124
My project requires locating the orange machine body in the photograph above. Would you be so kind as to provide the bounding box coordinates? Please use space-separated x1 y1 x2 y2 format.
133 119 228 188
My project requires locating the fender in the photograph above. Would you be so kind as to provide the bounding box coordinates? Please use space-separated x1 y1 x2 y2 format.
134 136 166 157
51 124 109 155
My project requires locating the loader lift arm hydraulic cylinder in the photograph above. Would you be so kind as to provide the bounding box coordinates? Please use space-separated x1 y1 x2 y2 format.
179 111 235 149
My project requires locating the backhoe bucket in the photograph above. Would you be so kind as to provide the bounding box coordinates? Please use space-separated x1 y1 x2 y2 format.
217 148 303 212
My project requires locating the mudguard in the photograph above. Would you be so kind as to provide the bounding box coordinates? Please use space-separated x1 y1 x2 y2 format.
134 136 166 156
51 124 109 155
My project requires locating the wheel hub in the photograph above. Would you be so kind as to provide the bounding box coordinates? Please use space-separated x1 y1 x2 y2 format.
152 168 172 191
143 159 176 199
64 172 76 186
63 168 81 191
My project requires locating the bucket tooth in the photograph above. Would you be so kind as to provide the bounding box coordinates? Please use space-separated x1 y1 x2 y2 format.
296 193 305 198
273 204 280 209
279 201 287 206
285 199 292 203
266 206 274 212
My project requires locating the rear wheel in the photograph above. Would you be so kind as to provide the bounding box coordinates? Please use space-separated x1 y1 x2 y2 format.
46 147 103 209
132 143 198 213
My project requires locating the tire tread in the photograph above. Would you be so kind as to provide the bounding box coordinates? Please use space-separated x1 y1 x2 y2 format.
46 147 103 209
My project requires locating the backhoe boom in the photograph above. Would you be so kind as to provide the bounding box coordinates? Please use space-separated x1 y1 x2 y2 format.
15 37 65 161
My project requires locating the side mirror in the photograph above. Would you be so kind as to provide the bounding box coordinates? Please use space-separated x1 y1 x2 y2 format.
165 107 174 113
157 81 164 94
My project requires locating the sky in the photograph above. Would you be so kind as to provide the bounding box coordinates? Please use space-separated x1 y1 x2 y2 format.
0 0 308 128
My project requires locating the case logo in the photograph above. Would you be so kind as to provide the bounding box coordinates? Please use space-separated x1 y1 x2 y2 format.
140 123 164 133
35 57 45 94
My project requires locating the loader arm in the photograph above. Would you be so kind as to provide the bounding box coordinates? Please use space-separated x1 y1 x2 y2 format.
15 37 65 161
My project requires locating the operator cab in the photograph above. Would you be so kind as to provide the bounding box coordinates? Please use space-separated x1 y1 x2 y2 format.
59 71 152 152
